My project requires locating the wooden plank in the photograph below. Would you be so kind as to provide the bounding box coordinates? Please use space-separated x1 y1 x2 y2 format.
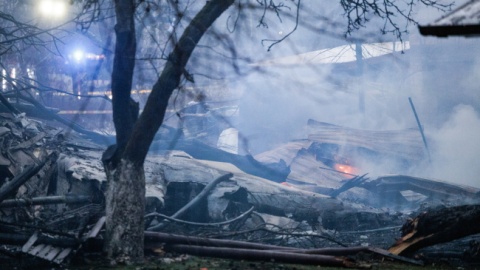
36 245 54 259
28 244 45 256
22 232 38 253
84 216 106 239
389 204 480 255
44 247 62 261
53 248 72 264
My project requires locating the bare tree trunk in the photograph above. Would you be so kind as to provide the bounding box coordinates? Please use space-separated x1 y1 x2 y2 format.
105 0 234 264
123 0 235 166
111 0 138 152
105 159 145 264
105 0 141 264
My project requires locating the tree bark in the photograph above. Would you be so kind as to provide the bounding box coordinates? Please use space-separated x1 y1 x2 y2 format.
105 0 234 264
105 0 141 264
111 0 138 152
105 158 146 264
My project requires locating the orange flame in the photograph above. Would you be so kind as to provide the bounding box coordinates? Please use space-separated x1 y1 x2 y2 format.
333 163 359 175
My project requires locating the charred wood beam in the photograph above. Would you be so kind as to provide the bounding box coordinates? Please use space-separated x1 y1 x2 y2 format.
0 92 20 115
0 195 93 208
0 152 56 203
10 132 46 151
165 244 361 268
389 204 480 256
147 173 233 231
329 174 369 198
0 165 41 203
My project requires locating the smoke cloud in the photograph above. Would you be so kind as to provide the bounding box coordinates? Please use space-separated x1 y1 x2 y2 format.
424 105 480 187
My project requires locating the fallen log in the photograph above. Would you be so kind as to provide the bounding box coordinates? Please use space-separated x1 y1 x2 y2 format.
389 204 480 256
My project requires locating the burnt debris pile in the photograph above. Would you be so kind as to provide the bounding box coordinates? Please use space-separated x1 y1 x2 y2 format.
0 112 480 268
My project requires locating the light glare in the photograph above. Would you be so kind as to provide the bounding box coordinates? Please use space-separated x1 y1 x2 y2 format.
73 50 84 62
38 0 67 18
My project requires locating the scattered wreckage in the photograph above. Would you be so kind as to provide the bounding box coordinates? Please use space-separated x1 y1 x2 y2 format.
0 111 480 268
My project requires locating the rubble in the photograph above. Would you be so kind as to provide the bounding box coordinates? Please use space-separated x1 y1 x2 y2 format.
0 112 480 268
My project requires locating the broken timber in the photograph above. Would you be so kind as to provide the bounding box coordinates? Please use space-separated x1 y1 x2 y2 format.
389 204 480 255
0 152 57 203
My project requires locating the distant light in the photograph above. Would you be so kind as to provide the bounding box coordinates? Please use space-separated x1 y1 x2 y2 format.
11 68 16 86
2 69 6 90
73 50 84 62
38 0 67 19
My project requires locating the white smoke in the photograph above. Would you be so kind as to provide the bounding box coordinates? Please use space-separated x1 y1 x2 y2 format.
424 105 480 187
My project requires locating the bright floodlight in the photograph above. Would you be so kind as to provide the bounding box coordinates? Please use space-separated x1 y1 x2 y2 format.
73 50 84 62
38 0 67 18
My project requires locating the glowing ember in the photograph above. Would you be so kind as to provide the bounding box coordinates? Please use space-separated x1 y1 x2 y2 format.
333 163 359 175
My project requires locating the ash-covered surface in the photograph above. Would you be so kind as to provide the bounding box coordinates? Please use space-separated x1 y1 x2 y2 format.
0 112 479 268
